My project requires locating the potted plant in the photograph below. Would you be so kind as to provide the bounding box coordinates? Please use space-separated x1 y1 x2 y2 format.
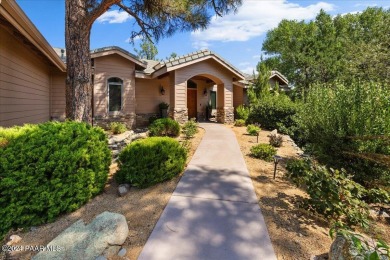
159 102 169 118
206 104 212 120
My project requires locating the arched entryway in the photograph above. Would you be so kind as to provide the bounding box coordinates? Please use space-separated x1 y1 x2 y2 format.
186 73 224 122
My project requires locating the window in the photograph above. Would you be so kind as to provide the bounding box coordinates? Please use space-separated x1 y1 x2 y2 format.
108 77 123 112
210 91 217 109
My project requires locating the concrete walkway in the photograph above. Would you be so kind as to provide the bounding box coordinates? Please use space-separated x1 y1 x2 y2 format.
138 123 276 260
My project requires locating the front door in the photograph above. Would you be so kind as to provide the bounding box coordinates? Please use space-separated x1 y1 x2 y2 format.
187 89 197 119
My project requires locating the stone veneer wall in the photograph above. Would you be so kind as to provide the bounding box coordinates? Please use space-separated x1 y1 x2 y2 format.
135 113 159 127
94 114 135 130
216 107 234 124
170 108 188 124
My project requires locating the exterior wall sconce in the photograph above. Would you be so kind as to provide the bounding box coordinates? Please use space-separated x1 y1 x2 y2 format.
203 88 207 96
160 86 165 95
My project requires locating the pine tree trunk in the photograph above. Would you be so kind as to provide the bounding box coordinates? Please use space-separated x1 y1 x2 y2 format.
65 0 92 123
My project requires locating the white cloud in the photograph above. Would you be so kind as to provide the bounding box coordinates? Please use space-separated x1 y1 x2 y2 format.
252 54 261 59
240 66 256 74
354 3 378 7
192 40 210 50
238 61 251 66
191 0 334 48
97 10 132 24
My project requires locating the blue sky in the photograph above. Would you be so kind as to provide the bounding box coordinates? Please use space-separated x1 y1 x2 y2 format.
17 0 389 74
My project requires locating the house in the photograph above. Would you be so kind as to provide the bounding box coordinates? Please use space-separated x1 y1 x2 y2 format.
0 0 289 128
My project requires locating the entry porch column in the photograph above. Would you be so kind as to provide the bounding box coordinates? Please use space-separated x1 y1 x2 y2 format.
168 71 188 123
216 82 234 124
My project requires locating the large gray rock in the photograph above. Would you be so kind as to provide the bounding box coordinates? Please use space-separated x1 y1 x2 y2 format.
33 212 128 260
329 235 363 260
329 235 388 260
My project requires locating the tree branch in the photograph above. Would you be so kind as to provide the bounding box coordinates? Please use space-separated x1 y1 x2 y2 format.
87 0 121 27
116 2 154 43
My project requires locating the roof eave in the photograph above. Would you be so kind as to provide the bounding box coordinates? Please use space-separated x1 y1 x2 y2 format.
91 49 147 69
0 0 66 72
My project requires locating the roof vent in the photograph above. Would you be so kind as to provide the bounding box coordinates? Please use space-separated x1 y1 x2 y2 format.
61 49 64 59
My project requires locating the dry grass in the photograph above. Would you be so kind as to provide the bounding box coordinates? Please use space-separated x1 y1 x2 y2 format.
6 127 205 260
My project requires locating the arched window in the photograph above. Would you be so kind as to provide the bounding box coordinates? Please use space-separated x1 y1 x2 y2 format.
108 77 123 112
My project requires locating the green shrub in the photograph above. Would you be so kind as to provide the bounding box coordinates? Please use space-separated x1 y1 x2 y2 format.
236 105 250 120
247 94 300 135
110 122 127 134
247 124 261 136
182 119 198 139
364 188 390 204
298 82 390 190
149 118 180 137
286 159 369 228
116 137 187 188
269 134 283 147
250 144 277 161
0 122 111 240
148 115 159 124
234 119 246 127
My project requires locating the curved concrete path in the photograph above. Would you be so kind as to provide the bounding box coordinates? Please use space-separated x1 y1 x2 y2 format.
138 123 276 260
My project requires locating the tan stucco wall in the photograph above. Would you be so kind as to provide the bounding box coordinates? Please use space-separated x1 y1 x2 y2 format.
233 85 244 109
135 77 170 114
0 25 52 127
50 72 66 120
93 54 135 118
173 59 235 109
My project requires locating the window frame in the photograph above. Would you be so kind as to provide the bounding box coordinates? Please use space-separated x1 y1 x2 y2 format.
107 77 123 114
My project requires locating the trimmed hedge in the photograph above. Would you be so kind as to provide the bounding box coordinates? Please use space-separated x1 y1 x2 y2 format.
0 122 111 239
116 137 187 188
148 118 180 137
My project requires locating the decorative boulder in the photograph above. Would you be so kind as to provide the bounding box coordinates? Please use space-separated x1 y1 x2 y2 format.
329 235 363 260
33 212 128 260
118 184 131 197
329 235 388 260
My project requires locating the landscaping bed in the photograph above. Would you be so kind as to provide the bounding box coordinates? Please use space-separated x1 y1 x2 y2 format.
4 127 205 260
230 125 390 260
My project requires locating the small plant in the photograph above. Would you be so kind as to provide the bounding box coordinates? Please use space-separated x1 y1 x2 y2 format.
159 102 170 118
269 134 283 147
286 160 370 228
234 119 246 127
110 122 127 134
250 143 277 161
247 124 261 136
182 119 198 139
149 118 180 137
116 137 187 188
236 105 250 121
158 102 169 109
